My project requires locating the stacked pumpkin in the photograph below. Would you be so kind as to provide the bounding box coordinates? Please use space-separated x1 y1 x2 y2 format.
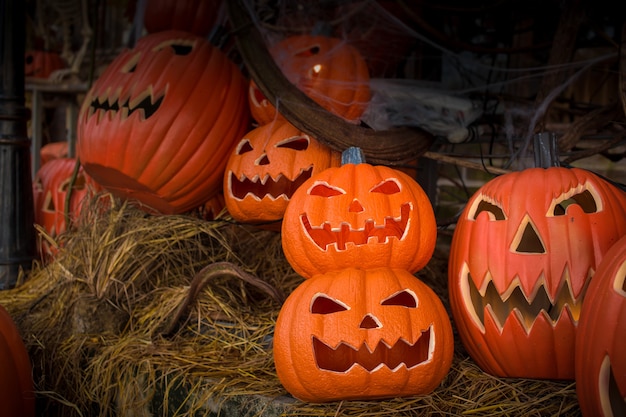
223 34 371 227
447 166 626 385
274 147 454 402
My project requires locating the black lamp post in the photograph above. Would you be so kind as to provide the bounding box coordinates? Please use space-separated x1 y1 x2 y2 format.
0 0 36 289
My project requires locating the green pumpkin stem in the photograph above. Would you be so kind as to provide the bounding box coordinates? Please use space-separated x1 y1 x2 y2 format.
341 147 366 165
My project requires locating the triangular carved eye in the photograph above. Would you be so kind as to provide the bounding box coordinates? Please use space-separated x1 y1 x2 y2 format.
309 182 345 197
381 290 417 308
549 189 599 216
276 136 309 151
122 53 140 73
154 39 195 55
370 179 400 194
236 139 253 155
469 198 506 221
295 45 320 58
311 294 349 314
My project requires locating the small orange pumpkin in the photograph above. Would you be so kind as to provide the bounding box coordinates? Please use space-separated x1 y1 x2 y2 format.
40 141 69 166
33 157 99 241
224 120 340 226
281 147 436 278
24 50 66 79
0 305 35 417
448 167 626 379
576 234 626 416
273 267 454 402
249 35 371 125
77 30 249 214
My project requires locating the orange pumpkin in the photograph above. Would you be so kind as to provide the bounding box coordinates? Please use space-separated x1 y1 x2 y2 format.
281 147 436 279
576 234 626 416
40 141 69 166
249 35 371 125
24 50 66 79
0 305 35 417
448 167 626 379
77 30 250 214
33 157 99 240
274 267 454 402
224 120 340 226
143 0 223 37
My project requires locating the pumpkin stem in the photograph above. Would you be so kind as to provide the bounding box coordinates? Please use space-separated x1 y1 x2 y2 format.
342 147 366 165
533 132 560 168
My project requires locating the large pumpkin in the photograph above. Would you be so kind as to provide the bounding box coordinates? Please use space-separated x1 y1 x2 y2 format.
77 30 249 214
274 267 453 402
249 35 371 125
0 305 35 417
224 120 340 226
143 0 223 37
448 167 626 379
576 234 626 416
282 148 436 279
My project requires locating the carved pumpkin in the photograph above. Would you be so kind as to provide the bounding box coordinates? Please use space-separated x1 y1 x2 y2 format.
0 305 35 417
274 267 454 402
33 157 99 239
248 80 284 125
249 35 371 125
576 234 626 416
448 167 626 379
282 147 436 279
77 30 249 214
24 50 66 79
143 0 223 37
224 120 340 226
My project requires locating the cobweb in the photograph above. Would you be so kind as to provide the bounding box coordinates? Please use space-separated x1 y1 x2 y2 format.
221 0 621 171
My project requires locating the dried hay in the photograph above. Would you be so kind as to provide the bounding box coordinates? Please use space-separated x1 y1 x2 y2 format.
0 194 581 416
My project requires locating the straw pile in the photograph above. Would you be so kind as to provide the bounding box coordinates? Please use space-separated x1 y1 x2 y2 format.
0 193 581 416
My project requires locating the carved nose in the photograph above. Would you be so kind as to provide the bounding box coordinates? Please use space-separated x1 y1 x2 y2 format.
359 314 381 329
513 218 545 254
257 154 269 165
349 199 364 213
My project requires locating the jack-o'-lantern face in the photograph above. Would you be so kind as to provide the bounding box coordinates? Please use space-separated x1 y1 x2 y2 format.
224 120 340 226
576 235 626 417
448 167 626 379
273 267 454 402
282 156 436 278
77 30 249 214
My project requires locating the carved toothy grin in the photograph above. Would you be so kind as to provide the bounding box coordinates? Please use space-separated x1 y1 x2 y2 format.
229 167 313 200
313 326 433 372
301 203 410 250
87 87 164 122
461 265 591 333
